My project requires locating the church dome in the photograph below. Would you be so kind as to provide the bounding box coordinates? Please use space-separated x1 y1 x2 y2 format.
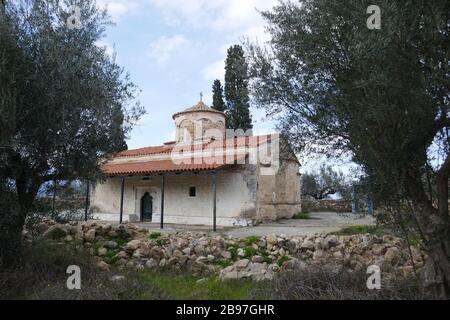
173 100 226 143
172 101 225 120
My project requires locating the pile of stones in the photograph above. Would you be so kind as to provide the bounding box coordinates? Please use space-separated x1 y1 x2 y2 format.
30 221 425 281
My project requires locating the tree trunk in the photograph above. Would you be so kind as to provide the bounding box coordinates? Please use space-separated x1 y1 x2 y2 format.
405 168 450 299
0 210 26 268
0 174 40 269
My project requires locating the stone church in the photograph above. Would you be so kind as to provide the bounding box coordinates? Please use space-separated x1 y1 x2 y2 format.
90 100 302 228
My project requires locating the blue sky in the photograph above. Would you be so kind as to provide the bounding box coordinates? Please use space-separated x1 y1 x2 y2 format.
96 0 279 150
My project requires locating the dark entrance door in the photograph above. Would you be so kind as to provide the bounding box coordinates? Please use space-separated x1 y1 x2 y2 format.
141 192 153 221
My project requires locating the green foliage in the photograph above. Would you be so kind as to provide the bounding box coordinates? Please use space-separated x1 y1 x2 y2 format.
277 256 291 267
293 212 311 220
115 239 127 247
227 246 238 261
149 232 162 239
259 251 273 264
0 0 144 266
212 79 226 112
302 165 352 200
247 1 450 294
138 272 259 300
155 239 163 247
243 246 258 258
0 240 152 300
216 259 233 269
244 236 260 246
227 240 273 262
43 226 68 240
225 45 252 132
332 225 386 236
103 249 119 264
248 0 449 207
1 0 143 184
1 240 429 300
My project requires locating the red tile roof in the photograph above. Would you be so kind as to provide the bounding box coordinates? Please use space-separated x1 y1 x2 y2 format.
116 145 173 157
114 134 276 158
103 155 246 176
172 101 225 119
103 134 278 176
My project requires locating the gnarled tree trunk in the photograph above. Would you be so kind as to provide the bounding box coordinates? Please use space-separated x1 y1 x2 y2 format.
0 173 40 269
406 166 450 299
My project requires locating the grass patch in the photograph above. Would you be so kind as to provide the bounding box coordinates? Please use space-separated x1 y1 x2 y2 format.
102 249 119 264
0 241 261 300
277 256 291 267
260 251 273 264
243 246 258 259
0 240 166 300
138 272 260 300
0 240 431 300
149 232 162 240
331 225 387 236
293 212 311 220
227 246 238 261
115 239 127 247
244 236 260 246
216 259 233 269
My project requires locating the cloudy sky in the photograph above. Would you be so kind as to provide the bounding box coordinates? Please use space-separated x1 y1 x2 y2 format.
95 0 279 149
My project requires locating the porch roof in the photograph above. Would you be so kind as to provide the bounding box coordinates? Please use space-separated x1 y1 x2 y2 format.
103 155 246 176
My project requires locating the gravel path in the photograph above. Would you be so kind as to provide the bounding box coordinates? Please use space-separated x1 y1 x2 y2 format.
135 212 375 238
224 212 375 238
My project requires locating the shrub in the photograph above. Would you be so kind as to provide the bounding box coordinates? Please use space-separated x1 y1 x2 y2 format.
332 225 387 236
0 240 166 300
115 239 126 247
149 232 162 239
293 212 311 220
244 236 259 246
216 259 233 269
277 256 291 267
243 246 258 258
227 246 238 261
260 251 273 264
263 264 433 300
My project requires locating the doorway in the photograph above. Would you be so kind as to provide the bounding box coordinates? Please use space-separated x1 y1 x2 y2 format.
140 192 153 221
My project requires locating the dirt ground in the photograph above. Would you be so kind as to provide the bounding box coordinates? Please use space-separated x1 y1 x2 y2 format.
134 212 375 238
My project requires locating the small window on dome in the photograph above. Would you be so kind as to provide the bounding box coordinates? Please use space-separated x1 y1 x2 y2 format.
189 186 196 197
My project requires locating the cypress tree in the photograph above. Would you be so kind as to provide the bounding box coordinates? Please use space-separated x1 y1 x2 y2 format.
211 79 225 112
224 45 252 133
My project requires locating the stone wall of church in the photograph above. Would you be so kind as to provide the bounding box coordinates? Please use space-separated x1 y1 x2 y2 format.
174 111 226 143
255 160 302 222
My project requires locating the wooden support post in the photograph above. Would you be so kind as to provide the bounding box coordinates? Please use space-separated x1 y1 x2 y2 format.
351 185 357 214
160 174 165 229
119 177 125 224
212 170 217 232
84 180 90 222
52 179 57 216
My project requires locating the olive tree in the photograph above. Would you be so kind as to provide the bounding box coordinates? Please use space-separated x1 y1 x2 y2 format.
0 0 144 267
248 0 450 297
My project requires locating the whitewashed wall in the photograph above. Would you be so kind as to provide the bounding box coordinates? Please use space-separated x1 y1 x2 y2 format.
90 168 256 227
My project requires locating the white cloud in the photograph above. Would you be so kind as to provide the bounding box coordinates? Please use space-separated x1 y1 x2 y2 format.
147 35 189 64
202 60 225 81
149 0 277 39
95 40 115 57
96 0 141 22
